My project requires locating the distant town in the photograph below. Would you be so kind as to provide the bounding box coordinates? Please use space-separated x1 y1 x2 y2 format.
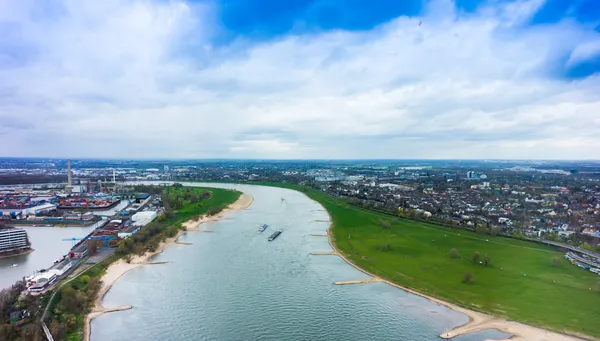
2 158 600 273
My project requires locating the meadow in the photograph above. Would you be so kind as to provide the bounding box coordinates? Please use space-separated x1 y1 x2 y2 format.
261 182 600 338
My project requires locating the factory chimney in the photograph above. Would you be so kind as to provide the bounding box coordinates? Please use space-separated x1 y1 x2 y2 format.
66 160 73 193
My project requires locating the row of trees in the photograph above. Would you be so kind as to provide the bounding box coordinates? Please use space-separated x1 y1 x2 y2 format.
448 248 492 266
0 281 46 341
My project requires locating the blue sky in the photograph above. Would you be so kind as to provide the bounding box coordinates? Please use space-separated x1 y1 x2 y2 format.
0 0 599 159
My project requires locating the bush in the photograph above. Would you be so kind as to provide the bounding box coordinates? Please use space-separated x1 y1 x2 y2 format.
449 248 460 259
378 219 392 229
483 254 491 266
463 271 473 284
377 243 393 252
473 251 481 264
80 275 90 284
207 206 223 216
552 256 561 267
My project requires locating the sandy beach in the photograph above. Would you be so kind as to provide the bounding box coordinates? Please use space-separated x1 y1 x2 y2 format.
83 192 253 341
319 215 595 341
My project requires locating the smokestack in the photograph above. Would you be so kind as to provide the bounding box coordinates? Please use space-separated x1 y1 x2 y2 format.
67 160 72 187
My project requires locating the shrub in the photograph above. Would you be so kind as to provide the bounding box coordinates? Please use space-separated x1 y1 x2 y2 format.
377 243 393 252
449 248 460 259
552 256 561 267
463 271 473 284
483 254 491 266
473 251 481 264
379 219 391 229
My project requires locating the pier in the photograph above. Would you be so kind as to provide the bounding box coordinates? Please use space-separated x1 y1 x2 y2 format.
310 251 339 256
310 233 328 237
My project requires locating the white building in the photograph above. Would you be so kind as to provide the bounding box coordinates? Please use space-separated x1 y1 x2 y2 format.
22 203 57 216
0 227 29 252
131 211 158 226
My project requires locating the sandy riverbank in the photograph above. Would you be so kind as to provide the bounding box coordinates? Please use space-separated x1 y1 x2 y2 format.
318 216 594 341
83 192 253 341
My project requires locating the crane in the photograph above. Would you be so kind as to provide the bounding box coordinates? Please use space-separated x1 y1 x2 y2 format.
62 235 116 247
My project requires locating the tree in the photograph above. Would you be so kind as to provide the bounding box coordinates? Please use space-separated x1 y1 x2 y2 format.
483 254 491 266
200 190 211 200
463 271 473 284
449 248 459 259
472 251 481 264
581 242 592 251
378 219 391 229
63 314 78 331
490 226 502 236
207 206 223 216
49 320 64 340
552 256 561 267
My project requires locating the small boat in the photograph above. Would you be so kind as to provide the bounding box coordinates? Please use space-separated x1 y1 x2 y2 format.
268 230 282 241
12 264 18 267
259 224 268 232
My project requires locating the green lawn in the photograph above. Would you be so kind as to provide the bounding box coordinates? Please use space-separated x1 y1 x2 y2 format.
255 182 600 338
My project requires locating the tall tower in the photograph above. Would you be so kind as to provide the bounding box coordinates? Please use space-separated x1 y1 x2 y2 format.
66 160 73 193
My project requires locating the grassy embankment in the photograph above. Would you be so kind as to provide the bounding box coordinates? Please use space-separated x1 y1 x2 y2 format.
252 182 600 338
47 185 241 341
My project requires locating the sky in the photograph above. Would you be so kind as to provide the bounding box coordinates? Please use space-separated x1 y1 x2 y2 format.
0 0 599 160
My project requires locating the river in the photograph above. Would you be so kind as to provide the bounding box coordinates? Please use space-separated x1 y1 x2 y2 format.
0 199 129 289
0 220 105 289
90 183 509 341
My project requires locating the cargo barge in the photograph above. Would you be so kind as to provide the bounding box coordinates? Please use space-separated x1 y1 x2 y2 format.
268 230 282 241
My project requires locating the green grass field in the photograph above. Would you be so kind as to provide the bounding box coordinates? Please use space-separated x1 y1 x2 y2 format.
255 182 600 338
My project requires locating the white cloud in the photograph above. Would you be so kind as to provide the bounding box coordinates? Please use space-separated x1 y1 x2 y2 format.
0 0 599 159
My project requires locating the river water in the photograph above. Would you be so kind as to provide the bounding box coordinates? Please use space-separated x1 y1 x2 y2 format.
91 183 508 341
0 220 104 289
0 199 129 289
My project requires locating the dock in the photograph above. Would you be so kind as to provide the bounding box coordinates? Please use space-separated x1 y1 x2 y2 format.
310 233 328 237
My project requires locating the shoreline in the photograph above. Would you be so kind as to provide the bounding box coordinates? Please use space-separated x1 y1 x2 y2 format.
314 206 594 341
0 248 34 259
82 192 253 341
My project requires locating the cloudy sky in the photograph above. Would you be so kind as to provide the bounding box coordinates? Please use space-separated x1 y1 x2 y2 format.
1 0 599 159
